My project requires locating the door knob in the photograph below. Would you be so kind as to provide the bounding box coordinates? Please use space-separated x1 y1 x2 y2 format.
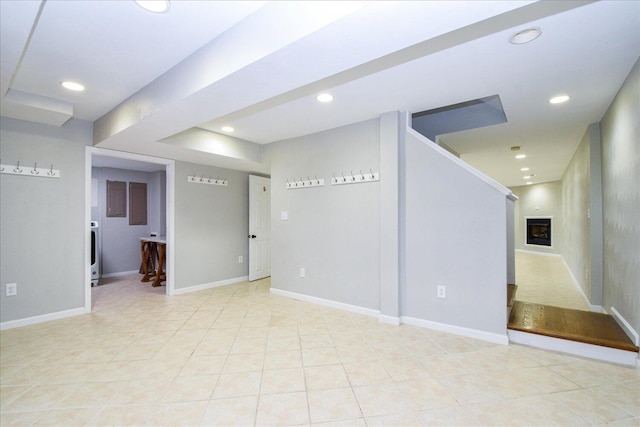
249 235 256 239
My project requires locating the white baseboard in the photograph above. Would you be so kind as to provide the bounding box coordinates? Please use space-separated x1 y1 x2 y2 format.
590 305 605 313
0 307 87 331
516 249 562 257
101 270 139 278
379 315 401 325
508 329 638 366
610 306 640 346
172 276 249 295
269 288 380 318
401 316 509 345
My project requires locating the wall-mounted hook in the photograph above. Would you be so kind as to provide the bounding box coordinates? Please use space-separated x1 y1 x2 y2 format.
223 178 227 185
47 164 55 176
191 174 197 181
370 169 375 179
350 171 356 181
14 161 22 173
341 172 346 183
31 162 40 175
315 176 320 185
360 170 365 181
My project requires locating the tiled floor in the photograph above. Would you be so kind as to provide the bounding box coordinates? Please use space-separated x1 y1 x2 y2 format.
1 274 639 426
515 251 590 311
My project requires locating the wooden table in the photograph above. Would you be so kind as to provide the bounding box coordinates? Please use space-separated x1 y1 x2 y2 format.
140 236 166 287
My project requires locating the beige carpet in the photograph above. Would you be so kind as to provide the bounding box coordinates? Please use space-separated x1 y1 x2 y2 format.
515 251 590 311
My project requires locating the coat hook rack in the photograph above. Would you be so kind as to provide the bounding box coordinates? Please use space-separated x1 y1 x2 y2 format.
1 160 60 178
187 175 228 186
286 175 324 189
331 169 379 185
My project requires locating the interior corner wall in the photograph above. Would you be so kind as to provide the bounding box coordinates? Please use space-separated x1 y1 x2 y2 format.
264 119 381 310
560 131 591 300
0 117 92 323
510 181 563 255
174 161 250 290
403 131 506 336
600 58 640 334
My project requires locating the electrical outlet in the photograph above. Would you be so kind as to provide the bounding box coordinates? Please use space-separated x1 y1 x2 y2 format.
238 256 243 263
437 285 446 299
300 268 305 278
6 283 17 297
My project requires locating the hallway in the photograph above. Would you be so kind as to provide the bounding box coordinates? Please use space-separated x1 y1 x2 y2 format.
515 251 589 311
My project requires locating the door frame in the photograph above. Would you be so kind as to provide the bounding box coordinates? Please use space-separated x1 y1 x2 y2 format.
84 147 176 313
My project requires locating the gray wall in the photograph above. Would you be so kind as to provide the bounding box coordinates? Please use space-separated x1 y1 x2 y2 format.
404 130 507 335
91 167 166 275
265 119 381 310
600 58 640 333
561 131 591 299
0 117 91 322
510 181 563 255
174 161 250 289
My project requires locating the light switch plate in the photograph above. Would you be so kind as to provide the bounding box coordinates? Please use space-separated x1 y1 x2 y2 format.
281 211 288 220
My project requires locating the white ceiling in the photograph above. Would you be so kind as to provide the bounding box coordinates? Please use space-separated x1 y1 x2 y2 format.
1 0 638 186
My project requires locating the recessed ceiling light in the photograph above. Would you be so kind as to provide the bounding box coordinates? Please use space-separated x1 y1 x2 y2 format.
526 181 533 185
515 154 527 159
61 81 85 92
520 167 530 171
134 0 170 13
549 95 570 104
509 27 541 45
316 93 333 103
221 126 234 133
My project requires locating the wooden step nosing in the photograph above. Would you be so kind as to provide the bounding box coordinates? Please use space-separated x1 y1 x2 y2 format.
507 324 640 352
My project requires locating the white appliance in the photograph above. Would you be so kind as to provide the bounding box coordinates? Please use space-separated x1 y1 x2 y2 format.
90 221 101 286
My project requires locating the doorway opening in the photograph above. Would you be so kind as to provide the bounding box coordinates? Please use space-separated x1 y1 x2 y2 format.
84 147 175 313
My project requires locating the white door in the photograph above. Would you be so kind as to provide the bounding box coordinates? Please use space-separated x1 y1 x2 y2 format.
249 175 271 281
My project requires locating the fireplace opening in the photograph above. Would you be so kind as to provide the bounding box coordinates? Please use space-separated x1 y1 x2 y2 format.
526 217 551 247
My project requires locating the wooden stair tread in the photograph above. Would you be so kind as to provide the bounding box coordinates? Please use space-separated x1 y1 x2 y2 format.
508 301 639 353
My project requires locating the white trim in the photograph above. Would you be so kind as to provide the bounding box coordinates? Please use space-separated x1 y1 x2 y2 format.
401 316 509 345
508 329 638 366
589 305 605 313
269 288 380 318
85 147 176 307
1 308 86 331
379 315 401 325
172 276 249 295
84 148 92 312
515 249 561 257
610 306 640 346
101 270 139 279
